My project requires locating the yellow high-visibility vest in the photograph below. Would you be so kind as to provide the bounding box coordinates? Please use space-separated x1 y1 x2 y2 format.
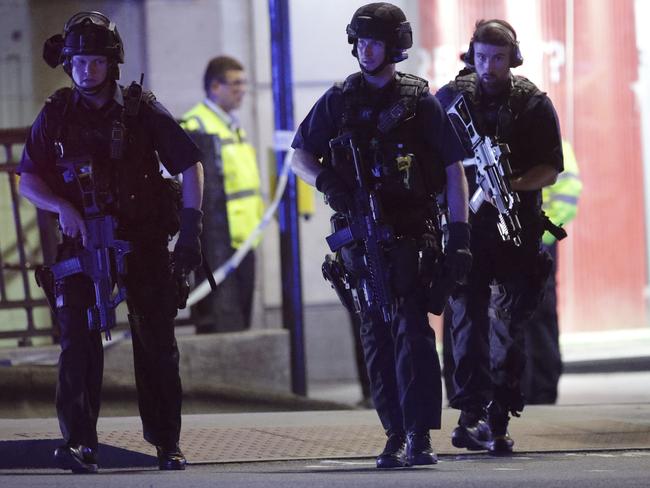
542 140 582 245
181 101 264 249
266 148 316 220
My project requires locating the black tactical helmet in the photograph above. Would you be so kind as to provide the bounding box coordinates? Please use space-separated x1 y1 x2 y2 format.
43 11 124 80
346 2 412 63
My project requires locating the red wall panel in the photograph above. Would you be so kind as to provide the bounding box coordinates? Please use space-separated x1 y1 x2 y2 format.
567 0 646 330
418 0 647 332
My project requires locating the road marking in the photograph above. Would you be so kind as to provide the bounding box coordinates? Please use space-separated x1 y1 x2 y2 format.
567 452 648 459
306 460 375 468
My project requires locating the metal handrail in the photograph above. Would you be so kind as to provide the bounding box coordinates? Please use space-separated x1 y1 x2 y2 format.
0 127 58 345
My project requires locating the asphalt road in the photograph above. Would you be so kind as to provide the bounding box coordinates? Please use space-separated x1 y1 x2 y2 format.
1 450 649 488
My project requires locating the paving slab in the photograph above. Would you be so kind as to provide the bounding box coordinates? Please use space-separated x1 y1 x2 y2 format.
1 404 649 469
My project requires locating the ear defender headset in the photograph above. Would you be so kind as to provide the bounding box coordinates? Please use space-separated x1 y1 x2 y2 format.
463 19 523 68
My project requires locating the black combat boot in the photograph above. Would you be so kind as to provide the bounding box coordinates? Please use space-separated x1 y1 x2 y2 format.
451 410 491 451
487 401 515 455
156 443 187 470
376 431 407 469
406 431 437 466
53 444 98 473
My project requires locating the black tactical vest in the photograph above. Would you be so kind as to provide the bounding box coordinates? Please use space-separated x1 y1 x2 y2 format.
48 86 175 239
331 72 444 235
442 72 542 142
439 71 546 226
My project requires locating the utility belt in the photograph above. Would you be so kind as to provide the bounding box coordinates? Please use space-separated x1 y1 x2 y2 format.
322 212 442 316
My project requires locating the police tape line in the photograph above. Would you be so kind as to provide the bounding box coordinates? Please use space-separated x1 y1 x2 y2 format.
185 146 295 307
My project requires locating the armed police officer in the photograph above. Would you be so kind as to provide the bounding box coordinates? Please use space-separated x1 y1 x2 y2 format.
436 19 563 455
292 3 470 469
18 12 204 473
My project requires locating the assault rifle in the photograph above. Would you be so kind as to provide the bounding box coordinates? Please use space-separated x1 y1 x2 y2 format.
323 133 395 324
50 157 132 340
446 93 522 246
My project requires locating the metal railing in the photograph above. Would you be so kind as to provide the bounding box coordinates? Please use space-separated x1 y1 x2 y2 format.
0 127 58 345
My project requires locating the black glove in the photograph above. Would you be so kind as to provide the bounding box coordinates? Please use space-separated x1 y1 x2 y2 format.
315 168 351 213
445 221 472 283
427 222 472 315
173 207 203 276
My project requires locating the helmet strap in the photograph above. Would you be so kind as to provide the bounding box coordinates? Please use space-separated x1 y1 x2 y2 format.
68 60 118 96
73 75 112 97
359 58 391 76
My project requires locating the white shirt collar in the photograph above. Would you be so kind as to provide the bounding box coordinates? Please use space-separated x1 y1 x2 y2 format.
203 98 239 129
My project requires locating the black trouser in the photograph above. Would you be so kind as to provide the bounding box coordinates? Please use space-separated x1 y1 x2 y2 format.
195 248 255 331
55 241 182 450
361 289 442 433
349 310 371 400
232 248 255 328
522 242 561 404
447 225 544 416
55 276 104 450
344 239 442 434
442 306 455 401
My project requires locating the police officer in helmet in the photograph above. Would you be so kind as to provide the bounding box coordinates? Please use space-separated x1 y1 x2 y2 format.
19 11 204 473
292 2 470 468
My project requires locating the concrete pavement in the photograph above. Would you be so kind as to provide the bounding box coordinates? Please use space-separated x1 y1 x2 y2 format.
1 327 650 471
1 403 650 470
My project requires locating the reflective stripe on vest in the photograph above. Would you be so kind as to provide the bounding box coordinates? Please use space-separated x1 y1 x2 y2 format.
226 189 261 201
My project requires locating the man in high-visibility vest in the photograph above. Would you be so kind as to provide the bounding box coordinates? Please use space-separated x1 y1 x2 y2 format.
181 56 263 330
522 140 582 404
